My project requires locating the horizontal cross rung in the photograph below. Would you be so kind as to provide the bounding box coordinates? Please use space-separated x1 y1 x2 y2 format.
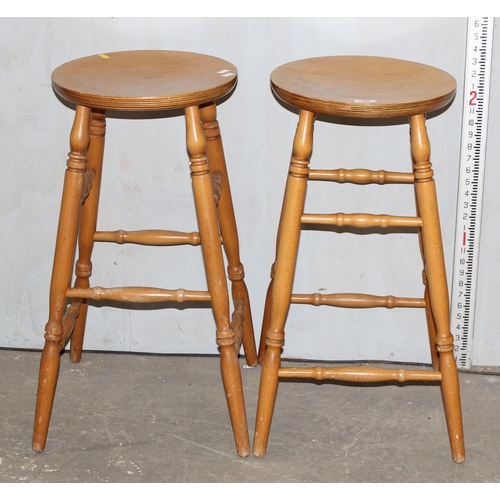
308 168 415 184
94 229 201 246
291 293 425 308
278 366 442 382
67 286 211 303
301 213 422 228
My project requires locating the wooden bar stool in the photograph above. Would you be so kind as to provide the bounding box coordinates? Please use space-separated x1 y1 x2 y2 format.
253 56 465 463
33 50 257 457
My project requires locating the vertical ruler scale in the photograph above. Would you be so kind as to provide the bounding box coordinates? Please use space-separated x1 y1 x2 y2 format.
450 17 494 369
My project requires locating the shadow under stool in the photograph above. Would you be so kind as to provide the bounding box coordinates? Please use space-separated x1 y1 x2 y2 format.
33 50 257 457
253 56 465 463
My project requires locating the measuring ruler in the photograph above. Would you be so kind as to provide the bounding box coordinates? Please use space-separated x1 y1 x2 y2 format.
450 17 494 369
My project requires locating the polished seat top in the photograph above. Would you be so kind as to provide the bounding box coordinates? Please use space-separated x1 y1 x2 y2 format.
51 50 238 111
270 56 456 118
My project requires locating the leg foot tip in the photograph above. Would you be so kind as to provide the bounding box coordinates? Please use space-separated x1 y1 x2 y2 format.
252 448 266 458
235 442 250 457
32 434 47 453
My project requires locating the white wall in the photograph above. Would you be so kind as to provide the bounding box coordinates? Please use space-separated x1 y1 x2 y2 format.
1 17 498 367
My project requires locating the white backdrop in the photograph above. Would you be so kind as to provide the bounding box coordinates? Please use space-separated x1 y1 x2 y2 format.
1 17 499 367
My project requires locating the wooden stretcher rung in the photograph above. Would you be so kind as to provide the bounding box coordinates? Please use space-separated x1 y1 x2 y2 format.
278 366 442 382
291 292 426 308
308 168 415 184
94 229 201 246
301 212 422 228
66 286 211 303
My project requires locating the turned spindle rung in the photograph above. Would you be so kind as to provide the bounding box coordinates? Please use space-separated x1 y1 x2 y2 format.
278 366 442 382
94 229 201 246
291 292 426 309
308 168 415 184
301 213 422 229
66 286 212 303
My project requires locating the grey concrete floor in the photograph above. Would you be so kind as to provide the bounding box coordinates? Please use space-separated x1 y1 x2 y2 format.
1 348 500 483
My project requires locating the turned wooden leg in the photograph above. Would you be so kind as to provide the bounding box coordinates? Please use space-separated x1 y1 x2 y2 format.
423 271 440 370
411 114 465 464
33 106 90 452
258 263 275 364
253 109 314 457
259 123 304 365
70 109 106 363
199 102 257 367
258 198 289 364
416 203 440 371
186 105 250 457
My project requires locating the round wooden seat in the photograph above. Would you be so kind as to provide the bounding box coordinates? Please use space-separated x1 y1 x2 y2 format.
51 50 238 111
270 56 456 118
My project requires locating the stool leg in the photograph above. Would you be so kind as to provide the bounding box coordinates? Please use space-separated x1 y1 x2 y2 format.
258 263 276 363
417 207 440 371
258 198 288 363
253 110 315 457
70 109 106 362
199 102 257 367
185 105 250 457
258 122 309 364
33 106 90 452
423 270 440 371
410 114 465 463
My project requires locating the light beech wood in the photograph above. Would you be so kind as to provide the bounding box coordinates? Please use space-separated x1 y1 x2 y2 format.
254 108 315 457
271 56 456 118
70 109 106 363
410 113 464 463
290 293 426 309
278 366 442 382
59 302 82 351
33 105 90 452
66 286 212 303
254 56 464 464
301 212 423 228
51 51 238 111
33 51 255 458
200 102 258 366
94 229 201 246
308 168 415 184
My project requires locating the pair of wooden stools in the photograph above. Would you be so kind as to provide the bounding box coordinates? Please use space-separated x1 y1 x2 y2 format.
33 50 465 463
